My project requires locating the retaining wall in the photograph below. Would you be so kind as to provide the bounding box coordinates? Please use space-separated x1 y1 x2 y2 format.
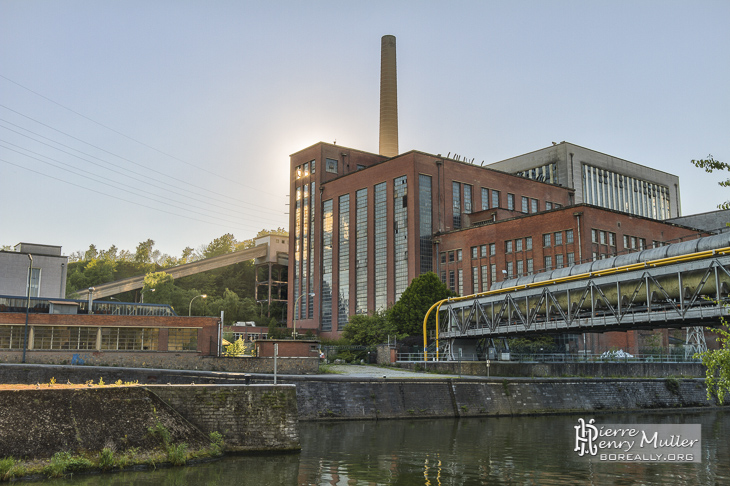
150 385 300 452
394 360 707 378
294 378 726 420
0 384 299 459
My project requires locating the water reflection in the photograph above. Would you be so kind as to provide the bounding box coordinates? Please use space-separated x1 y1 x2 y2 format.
47 410 728 486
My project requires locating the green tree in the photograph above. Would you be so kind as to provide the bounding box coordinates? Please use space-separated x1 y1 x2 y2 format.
696 318 730 404
388 272 457 337
135 239 156 263
691 155 729 209
84 244 99 261
203 233 237 258
142 271 176 304
342 310 401 346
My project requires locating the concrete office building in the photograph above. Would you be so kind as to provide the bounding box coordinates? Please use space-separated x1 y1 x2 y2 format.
486 142 682 220
0 243 68 299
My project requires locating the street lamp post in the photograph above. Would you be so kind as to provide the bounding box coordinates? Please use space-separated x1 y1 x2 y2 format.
189 294 207 316
293 293 315 339
22 254 32 364
141 288 155 303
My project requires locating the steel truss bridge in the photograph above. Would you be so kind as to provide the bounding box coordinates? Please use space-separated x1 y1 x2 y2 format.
424 234 730 361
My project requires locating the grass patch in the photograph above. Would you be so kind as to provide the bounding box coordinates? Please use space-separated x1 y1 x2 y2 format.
318 364 343 374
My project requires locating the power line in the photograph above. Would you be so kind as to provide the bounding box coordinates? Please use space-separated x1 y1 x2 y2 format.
0 157 282 233
0 120 283 219
0 104 287 214
0 73 283 198
0 142 286 228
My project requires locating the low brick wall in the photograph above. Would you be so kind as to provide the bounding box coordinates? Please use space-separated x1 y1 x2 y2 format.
150 385 300 452
295 378 726 421
0 385 300 459
0 351 319 374
394 360 707 378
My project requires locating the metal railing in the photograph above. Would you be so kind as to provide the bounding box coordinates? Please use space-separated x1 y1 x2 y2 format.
396 351 702 363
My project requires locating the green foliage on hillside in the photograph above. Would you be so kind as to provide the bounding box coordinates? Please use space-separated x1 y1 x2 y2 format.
64 231 287 324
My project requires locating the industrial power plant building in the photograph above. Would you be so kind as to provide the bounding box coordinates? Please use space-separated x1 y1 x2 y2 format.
287 35 710 340
287 141 707 339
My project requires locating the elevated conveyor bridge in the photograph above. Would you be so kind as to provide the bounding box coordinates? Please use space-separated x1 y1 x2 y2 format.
424 234 730 360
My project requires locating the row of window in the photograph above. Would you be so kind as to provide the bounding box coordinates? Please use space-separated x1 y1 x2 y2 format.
591 229 616 246
582 164 671 220
590 229 648 251
543 229 574 247
0 326 198 351
452 183 564 229
294 160 315 179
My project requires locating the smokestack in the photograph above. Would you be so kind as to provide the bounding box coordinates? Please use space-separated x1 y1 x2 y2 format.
379 35 398 157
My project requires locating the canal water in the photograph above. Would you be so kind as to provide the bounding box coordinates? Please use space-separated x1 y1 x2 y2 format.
48 410 728 485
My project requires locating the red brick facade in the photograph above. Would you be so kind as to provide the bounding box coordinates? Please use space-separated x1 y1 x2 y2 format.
288 142 707 341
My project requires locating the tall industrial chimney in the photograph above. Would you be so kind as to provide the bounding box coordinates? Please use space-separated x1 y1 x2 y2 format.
379 35 398 157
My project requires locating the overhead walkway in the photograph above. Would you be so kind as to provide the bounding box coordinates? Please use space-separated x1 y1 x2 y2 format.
424 234 730 360
76 244 268 300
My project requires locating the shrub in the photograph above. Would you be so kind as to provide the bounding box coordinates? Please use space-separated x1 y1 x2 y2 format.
0 457 15 480
99 447 115 471
167 443 188 466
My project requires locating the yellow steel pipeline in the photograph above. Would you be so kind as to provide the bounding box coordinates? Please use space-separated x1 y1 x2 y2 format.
421 246 730 361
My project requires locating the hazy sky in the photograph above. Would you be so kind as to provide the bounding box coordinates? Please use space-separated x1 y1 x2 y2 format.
1 1 728 258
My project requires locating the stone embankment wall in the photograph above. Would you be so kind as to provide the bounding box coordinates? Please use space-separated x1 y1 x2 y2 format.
295 378 725 420
0 385 299 459
0 352 319 374
150 385 299 452
395 361 707 378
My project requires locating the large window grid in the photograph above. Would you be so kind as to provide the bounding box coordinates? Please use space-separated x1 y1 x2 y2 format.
463 184 472 214
321 199 334 331
452 181 462 229
582 164 670 219
419 175 433 274
2 326 162 351
374 184 387 310
301 184 309 318
168 328 197 351
294 191 301 320
308 182 315 318
355 189 368 314
515 163 559 184
394 176 409 300
338 194 350 329
28 268 41 298
101 327 159 351
0 326 24 349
